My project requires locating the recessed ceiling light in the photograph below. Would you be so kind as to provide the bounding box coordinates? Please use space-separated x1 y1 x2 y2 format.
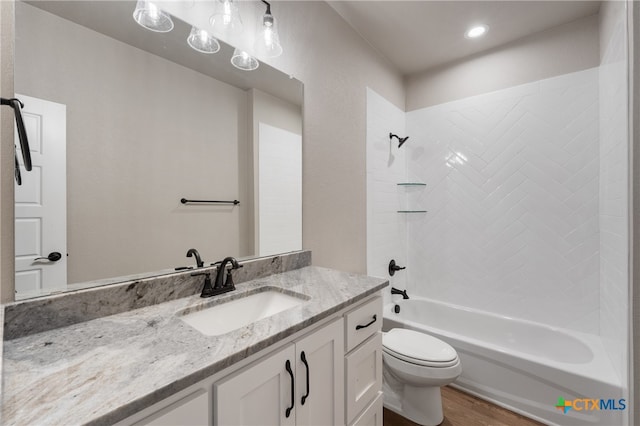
465 24 489 39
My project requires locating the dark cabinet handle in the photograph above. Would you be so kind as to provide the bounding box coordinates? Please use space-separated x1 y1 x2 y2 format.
285 360 294 418
356 315 377 330
34 252 62 262
301 351 310 405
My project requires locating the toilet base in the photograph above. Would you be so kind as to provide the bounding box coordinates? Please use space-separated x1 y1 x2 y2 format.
402 385 443 426
383 378 444 426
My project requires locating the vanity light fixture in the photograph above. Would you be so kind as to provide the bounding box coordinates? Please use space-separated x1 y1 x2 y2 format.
231 48 259 71
187 27 221 54
133 0 174 33
254 0 283 58
210 0 243 36
465 24 489 39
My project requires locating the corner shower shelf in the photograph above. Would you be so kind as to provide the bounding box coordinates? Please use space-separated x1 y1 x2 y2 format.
398 182 426 214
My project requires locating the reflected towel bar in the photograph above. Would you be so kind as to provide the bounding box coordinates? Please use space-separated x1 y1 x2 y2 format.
180 198 240 205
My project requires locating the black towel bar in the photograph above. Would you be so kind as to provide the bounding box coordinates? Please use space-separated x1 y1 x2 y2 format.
180 198 240 205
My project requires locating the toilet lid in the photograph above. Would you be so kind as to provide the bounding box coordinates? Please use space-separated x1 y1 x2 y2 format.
383 329 458 366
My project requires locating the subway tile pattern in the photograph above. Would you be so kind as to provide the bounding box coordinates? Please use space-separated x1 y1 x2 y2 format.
366 88 408 305
599 0 629 385
406 69 600 333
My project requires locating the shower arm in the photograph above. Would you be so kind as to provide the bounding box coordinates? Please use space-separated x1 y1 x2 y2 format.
389 133 409 148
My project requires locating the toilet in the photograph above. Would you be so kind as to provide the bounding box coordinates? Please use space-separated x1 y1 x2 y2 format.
382 328 462 426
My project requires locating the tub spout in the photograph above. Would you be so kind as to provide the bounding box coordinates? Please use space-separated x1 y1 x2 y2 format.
391 287 409 299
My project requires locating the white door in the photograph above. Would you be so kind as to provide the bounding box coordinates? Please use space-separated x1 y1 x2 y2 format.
295 319 345 426
14 94 67 298
215 344 296 426
257 123 302 256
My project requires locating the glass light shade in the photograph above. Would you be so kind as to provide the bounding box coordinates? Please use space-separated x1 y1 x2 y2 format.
231 49 259 71
133 0 174 33
209 0 243 36
187 27 220 54
254 13 283 58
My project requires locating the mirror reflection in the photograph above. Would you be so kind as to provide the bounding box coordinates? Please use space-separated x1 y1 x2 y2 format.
14 0 303 300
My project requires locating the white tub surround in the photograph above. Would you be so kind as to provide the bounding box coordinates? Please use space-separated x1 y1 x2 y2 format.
366 88 409 306
598 0 630 388
383 297 623 426
405 68 601 334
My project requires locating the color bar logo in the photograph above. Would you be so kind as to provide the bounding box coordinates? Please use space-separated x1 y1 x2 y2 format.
555 397 626 414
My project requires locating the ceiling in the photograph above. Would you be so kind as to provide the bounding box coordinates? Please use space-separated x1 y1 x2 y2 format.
328 1 602 76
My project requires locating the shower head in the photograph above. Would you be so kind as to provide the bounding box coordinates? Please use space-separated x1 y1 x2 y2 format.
389 133 409 148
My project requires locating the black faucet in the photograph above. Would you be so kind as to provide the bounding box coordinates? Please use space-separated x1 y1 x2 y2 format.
213 256 243 290
391 287 409 299
186 248 204 268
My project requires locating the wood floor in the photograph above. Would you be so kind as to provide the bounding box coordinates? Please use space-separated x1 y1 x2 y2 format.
383 386 545 426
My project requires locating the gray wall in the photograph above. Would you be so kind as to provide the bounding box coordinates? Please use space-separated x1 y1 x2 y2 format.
272 1 405 274
0 0 15 303
405 14 600 111
631 0 639 423
16 3 252 284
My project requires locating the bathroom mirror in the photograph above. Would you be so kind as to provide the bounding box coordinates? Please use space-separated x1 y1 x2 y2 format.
13 0 303 300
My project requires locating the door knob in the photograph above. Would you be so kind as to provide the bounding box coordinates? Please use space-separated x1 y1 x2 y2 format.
35 252 62 262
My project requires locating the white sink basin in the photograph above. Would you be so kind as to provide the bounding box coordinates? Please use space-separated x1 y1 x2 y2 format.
179 289 308 336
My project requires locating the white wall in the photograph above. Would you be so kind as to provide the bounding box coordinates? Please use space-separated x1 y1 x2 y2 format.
405 14 600 111
405 68 600 333
598 0 630 387
366 88 407 306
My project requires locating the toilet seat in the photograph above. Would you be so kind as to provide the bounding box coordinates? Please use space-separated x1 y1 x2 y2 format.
383 329 458 368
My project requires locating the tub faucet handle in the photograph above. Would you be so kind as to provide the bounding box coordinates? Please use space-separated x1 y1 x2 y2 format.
389 259 406 276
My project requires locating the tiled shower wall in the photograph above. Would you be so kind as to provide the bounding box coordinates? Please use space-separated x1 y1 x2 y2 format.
598 0 629 384
366 88 407 305
405 69 601 334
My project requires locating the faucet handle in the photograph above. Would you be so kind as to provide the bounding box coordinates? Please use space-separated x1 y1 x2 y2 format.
191 272 216 298
224 270 236 288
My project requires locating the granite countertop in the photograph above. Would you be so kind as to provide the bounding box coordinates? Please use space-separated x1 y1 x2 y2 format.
1 266 387 426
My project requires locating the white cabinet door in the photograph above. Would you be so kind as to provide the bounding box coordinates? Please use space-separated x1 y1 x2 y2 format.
295 319 344 426
215 345 296 426
345 333 383 424
135 390 209 426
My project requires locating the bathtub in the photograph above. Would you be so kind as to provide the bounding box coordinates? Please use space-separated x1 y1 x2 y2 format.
383 297 624 426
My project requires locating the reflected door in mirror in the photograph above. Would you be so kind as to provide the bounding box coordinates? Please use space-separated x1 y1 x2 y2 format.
14 94 67 297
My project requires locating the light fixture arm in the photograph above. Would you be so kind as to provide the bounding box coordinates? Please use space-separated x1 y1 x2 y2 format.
261 0 271 15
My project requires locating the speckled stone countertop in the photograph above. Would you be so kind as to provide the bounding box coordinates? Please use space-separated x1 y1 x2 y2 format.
1 266 387 426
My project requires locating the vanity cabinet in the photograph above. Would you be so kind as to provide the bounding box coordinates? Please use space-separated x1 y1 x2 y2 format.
121 294 383 426
215 318 344 426
344 297 383 426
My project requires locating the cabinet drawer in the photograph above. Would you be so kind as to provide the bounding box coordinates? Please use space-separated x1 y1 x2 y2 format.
349 392 383 426
345 296 382 353
345 333 382 424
